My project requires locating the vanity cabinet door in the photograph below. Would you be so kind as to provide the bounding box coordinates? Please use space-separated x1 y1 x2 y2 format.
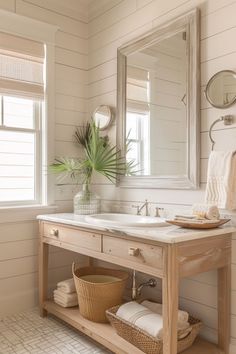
43 222 102 252
103 236 163 270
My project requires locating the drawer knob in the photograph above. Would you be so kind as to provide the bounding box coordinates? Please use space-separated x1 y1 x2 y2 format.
50 229 59 237
129 247 140 256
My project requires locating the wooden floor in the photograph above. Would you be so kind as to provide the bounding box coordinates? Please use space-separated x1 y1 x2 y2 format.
44 301 222 354
184 338 223 354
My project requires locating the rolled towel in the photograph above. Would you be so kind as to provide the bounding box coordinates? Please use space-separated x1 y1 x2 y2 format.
53 289 78 303
57 278 76 294
117 302 191 339
117 302 164 338
158 321 192 340
141 300 189 323
192 204 220 220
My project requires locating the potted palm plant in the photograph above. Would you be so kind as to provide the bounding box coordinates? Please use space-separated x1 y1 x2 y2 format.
51 122 134 214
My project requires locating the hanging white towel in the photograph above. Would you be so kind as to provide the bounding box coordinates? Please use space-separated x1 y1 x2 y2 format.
57 278 76 294
205 151 236 210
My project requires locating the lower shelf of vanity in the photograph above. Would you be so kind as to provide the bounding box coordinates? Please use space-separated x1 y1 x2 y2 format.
44 301 222 354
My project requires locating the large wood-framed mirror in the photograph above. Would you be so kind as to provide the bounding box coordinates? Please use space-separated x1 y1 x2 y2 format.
117 8 200 189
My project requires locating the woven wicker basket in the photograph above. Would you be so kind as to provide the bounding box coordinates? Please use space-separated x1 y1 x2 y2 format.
72 264 129 323
106 305 202 354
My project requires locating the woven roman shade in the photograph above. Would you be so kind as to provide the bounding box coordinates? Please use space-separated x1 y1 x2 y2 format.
127 65 150 114
0 32 45 100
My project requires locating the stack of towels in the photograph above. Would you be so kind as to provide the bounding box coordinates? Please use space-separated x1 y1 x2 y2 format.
53 278 78 308
116 300 192 339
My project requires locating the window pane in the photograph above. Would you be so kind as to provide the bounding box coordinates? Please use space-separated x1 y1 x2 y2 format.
126 112 138 139
0 130 35 202
3 96 34 129
0 189 34 202
127 141 138 160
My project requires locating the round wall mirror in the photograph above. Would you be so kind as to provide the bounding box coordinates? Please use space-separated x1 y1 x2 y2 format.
205 70 236 108
92 105 113 130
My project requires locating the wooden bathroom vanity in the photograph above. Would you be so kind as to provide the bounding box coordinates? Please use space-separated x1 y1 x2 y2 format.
38 213 235 354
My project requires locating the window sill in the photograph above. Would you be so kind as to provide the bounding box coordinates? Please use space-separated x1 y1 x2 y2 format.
0 204 58 223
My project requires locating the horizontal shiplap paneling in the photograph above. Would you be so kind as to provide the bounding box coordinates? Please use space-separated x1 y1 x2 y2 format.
22 0 88 22
16 0 88 37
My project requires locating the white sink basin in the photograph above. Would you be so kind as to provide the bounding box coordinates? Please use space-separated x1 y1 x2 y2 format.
85 213 167 228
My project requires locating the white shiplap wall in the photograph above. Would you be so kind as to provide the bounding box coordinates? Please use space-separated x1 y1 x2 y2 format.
0 0 88 316
87 0 236 350
1 0 236 351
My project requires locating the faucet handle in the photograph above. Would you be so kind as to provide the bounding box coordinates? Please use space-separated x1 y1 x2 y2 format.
132 204 140 215
155 207 164 217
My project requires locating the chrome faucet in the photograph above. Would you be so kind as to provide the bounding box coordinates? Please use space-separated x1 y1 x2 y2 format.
132 199 149 216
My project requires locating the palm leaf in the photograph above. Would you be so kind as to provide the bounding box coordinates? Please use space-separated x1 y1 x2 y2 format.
50 122 136 184
74 123 91 148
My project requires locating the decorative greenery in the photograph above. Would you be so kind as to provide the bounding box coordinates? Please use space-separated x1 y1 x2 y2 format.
50 122 135 186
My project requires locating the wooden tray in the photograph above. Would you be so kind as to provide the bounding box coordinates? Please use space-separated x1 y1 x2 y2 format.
166 219 231 229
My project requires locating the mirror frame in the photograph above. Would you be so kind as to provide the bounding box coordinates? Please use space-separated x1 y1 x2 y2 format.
205 70 236 108
117 8 200 189
92 105 113 130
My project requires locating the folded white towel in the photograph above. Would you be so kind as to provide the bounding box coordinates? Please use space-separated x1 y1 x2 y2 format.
54 296 78 308
192 204 220 220
174 217 219 224
141 300 189 323
53 289 78 303
117 302 191 339
175 215 196 220
57 278 76 294
205 151 236 210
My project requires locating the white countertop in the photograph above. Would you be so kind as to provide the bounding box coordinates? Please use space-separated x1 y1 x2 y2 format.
37 213 236 244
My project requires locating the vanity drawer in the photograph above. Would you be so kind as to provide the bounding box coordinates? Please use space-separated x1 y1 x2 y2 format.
43 223 101 252
103 236 163 270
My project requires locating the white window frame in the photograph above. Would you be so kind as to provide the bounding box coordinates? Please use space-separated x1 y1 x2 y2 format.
0 97 42 206
0 9 58 220
126 110 150 175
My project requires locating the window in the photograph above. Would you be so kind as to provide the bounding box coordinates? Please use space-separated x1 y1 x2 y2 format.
0 32 45 206
126 65 150 175
0 96 42 205
126 111 150 175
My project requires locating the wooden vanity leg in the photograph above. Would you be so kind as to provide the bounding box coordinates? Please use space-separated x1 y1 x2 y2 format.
88 256 94 266
162 245 179 354
218 263 231 354
39 223 49 317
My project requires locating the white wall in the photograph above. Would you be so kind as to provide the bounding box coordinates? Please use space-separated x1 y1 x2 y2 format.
86 0 236 350
1 0 236 351
0 0 88 316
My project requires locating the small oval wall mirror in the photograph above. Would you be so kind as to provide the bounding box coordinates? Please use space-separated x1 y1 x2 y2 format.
92 105 113 130
205 70 236 108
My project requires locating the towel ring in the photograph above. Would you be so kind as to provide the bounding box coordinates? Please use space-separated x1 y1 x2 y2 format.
209 115 234 150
